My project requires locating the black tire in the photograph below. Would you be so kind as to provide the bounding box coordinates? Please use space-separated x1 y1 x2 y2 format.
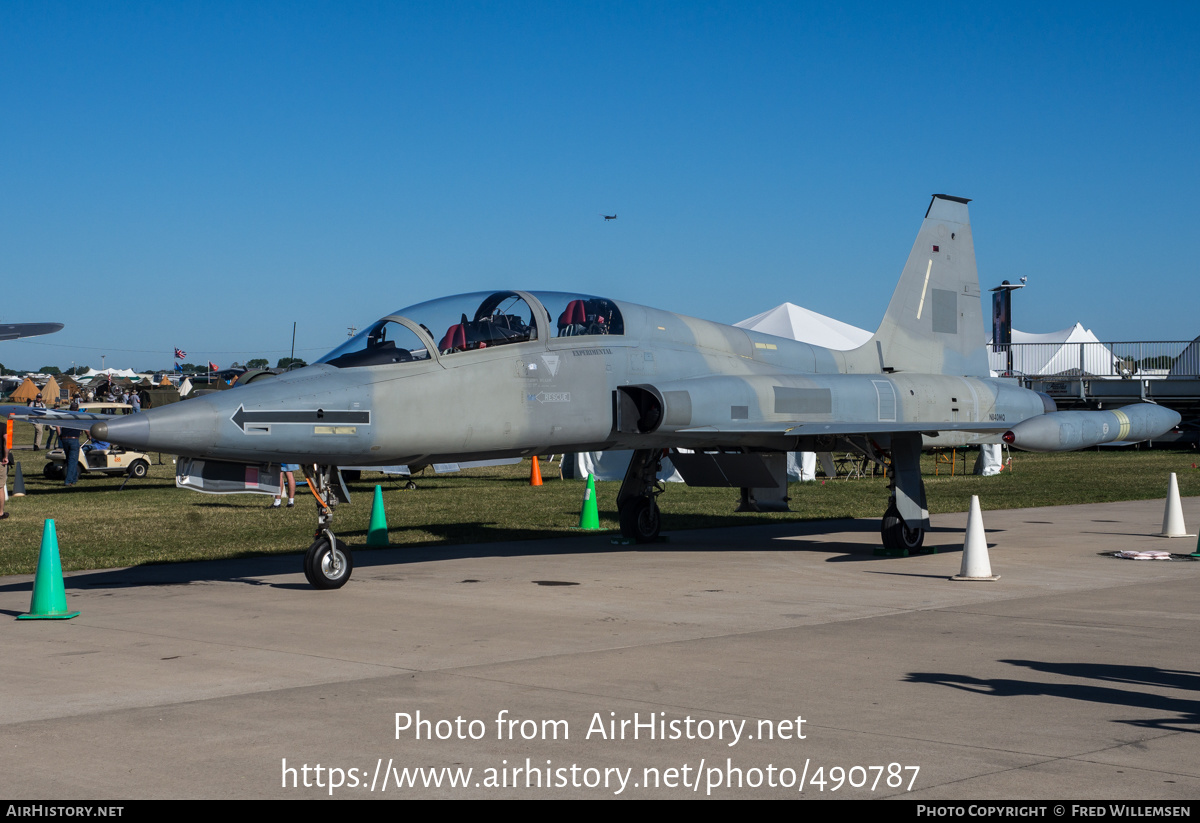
44 463 63 480
881 504 924 552
619 496 661 543
304 535 353 589
129 460 149 479
404 480 417 490
341 469 362 482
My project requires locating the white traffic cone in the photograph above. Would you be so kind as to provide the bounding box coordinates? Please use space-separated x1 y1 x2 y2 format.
952 496 999 581
1155 473 1194 538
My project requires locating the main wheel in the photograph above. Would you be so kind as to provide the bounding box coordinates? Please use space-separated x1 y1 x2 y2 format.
619 496 661 543
304 535 353 589
881 504 924 552
128 460 149 478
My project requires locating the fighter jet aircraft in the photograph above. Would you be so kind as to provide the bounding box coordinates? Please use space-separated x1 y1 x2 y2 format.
67 195 1176 589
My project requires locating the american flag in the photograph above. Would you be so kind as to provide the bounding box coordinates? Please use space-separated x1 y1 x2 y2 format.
174 347 187 359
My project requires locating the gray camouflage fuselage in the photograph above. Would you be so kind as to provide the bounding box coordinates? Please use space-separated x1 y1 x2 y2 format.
95 302 1051 464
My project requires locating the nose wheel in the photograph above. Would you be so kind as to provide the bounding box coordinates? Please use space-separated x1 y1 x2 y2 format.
301 465 355 589
305 533 353 589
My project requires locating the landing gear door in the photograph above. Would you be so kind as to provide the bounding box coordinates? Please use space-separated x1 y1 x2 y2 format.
331 467 352 505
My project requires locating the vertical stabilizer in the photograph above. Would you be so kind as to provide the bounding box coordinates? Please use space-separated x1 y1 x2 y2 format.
851 195 990 376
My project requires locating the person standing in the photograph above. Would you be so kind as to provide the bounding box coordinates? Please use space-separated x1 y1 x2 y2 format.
272 464 299 508
28 393 47 450
1 425 9 519
130 392 141 413
58 425 81 487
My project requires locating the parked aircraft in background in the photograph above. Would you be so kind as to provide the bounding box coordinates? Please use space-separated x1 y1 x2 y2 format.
30 195 1176 590
0 322 63 341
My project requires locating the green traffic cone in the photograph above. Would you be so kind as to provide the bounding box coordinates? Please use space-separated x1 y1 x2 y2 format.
19 519 80 620
366 484 389 546
578 474 600 531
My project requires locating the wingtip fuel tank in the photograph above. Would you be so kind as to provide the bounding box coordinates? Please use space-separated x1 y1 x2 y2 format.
1002 403 1180 452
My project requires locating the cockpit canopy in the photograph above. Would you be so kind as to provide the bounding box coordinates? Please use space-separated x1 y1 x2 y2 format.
318 290 624 369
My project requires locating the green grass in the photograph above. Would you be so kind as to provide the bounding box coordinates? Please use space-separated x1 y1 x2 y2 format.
2 418 1198 576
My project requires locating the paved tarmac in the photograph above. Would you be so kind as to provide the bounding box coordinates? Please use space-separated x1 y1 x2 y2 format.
2 497 1199 799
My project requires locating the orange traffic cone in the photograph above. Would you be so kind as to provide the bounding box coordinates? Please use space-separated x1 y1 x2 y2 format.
530 455 543 486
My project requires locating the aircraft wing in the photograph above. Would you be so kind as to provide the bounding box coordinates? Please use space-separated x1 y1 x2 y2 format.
674 421 1013 436
340 458 524 475
0 322 64 341
1 407 124 431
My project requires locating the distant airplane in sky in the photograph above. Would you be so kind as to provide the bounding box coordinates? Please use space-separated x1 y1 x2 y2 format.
601 213 617 221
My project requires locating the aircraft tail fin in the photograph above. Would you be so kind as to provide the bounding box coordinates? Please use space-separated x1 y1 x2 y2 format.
849 195 990 376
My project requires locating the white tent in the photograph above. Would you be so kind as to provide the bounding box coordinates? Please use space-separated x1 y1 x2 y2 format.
988 324 1118 376
80 367 141 379
1169 334 1200 378
735 303 872 350
573 451 683 483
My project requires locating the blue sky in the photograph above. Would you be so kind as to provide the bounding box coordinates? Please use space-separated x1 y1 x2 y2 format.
2 2 1197 371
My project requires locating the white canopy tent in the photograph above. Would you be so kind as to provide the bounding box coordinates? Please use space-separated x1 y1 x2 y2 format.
734 302 872 350
1168 334 1200 378
573 451 683 483
988 324 1118 376
80 367 142 379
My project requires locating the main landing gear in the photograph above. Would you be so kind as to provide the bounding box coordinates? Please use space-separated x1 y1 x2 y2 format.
616 448 665 542
880 498 924 552
877 433 929 554
302 465 354 589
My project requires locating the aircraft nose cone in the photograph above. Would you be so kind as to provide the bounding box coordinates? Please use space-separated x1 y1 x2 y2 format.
93 415 150 448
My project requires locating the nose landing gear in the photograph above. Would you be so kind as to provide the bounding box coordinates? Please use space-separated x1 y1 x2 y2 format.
301 465 355 589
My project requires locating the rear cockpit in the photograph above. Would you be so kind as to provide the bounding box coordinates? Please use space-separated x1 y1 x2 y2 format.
318 290 624 368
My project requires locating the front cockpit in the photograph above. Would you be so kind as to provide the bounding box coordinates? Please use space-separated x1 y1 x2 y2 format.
318 290 625 368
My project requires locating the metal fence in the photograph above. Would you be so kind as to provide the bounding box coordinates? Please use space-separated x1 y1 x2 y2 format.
990 341 1200 379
